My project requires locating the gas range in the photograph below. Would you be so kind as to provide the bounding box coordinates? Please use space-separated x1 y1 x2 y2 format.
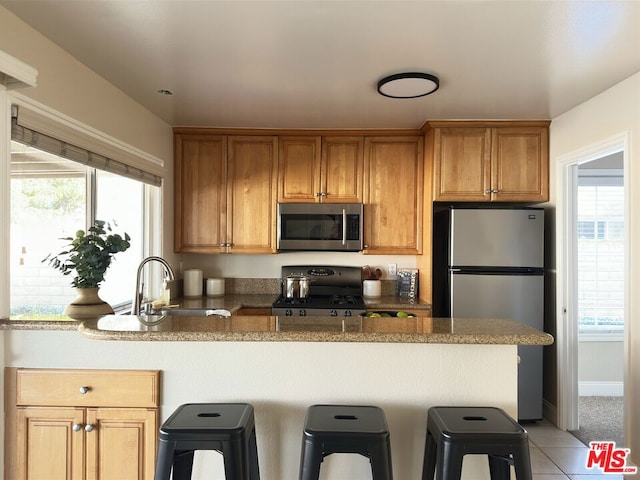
271 265 366 317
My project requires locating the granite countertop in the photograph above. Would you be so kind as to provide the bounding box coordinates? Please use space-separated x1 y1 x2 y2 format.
1 293 554 346
75 315 552 345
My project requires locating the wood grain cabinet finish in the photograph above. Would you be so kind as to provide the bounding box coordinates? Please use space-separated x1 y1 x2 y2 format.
363 136 424 255
227 136 278 253
175 134 278 254
7 368 160 480
174 134 227 252
430 122 549 202
278 136 363 203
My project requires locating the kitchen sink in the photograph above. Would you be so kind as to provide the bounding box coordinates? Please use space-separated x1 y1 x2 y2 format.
158 308 231 317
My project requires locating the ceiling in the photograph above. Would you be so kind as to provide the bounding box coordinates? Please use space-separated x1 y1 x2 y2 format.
3 1 640 129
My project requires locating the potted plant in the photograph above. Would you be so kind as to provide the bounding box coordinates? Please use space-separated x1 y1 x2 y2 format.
43 220 131 319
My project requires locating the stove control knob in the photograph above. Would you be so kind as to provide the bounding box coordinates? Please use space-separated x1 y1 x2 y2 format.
285 309 293 316
330 310 338 317
344 310 352 316
299 310 306 316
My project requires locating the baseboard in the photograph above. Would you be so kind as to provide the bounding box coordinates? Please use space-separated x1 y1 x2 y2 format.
543 399 559 426
579 381 624 396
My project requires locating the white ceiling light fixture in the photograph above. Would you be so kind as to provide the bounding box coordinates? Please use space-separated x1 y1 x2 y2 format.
377 72 439 99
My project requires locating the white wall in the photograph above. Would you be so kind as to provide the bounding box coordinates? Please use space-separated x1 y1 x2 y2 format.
550 71 640 464
578 340 624 396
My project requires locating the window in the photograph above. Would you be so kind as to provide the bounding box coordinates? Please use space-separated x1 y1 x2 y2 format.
577 170 624 335
9 141 156 318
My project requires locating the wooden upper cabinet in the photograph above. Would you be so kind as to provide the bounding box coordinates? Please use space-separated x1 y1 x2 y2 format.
431 122 549 202
278 136 363 203
175 134 227 253
433 127 491 201
363 136 424 255
491 127 549 202
278 136 322 202
175 134 277 254
321 136 364 203
227 136 278 253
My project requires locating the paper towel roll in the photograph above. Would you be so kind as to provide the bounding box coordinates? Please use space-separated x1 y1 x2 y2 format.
183 269 203 297
206 278 225 297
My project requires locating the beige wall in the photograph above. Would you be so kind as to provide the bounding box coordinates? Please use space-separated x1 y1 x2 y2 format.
0 6 176 262
549 71 640 463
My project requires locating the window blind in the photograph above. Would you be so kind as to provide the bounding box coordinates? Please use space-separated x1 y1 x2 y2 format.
11 114 162 187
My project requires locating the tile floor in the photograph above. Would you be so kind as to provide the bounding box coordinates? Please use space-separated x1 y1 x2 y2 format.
526 419 633 479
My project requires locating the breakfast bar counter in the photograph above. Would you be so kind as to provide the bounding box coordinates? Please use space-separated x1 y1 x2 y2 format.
1 312 552 480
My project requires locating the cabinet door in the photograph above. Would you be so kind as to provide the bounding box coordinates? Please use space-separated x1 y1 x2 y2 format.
363 136 424 254
86 408 157 480
491 127 549 202
433 128 491 201
227 136 278 253
321 136 364 203
175 134 227 253
16 407 85 480
278 136 322 202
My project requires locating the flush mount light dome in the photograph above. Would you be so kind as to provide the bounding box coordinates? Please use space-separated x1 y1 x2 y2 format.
377 72 439 99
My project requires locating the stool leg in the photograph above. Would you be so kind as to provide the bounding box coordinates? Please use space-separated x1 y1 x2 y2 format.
299 438 323 480
249 427 261 480
421 431 437 480
488 455 510 480
223 440 251 480
172 450 195 480
512 446 533 480
438 442 463 480
154 439 175 480
369 440 394 480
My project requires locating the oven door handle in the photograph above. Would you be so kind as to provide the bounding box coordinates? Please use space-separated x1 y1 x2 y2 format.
342 208 347 245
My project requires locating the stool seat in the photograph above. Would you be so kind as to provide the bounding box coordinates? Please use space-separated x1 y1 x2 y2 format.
422 406 532 480
155 403 260 480
299 404 393 480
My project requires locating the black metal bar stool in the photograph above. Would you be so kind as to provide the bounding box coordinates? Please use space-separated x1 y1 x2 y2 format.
421 406 532 480
155 403 260 480
299 404 393 480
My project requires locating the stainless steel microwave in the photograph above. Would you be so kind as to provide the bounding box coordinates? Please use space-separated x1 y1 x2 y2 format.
277 203 364 251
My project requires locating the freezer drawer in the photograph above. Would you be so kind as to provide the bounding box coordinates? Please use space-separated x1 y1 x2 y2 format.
450 208 544 268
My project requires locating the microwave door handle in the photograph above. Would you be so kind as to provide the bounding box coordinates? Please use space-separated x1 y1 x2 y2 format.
342 208 347 245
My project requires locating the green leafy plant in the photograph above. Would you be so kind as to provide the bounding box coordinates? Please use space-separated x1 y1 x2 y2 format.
43 220 131 289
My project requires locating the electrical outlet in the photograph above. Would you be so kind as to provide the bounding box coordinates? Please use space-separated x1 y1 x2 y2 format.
388 263 397 276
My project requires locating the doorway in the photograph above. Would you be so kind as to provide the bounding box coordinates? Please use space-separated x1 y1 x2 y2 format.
556 133 628 443
570 154 625 445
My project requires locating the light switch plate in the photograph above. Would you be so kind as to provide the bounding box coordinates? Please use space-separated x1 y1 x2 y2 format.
388 263 397 276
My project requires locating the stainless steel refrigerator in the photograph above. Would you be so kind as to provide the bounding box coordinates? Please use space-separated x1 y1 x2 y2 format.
432 205 545 421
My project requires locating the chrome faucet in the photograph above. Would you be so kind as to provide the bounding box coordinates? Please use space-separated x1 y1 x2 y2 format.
132 256 176 315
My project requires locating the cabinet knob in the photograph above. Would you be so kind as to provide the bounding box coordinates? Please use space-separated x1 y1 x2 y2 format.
320 192 327 197
492 189 500 193
485 189 492 194
84 424 95 433
79 386 90 394
315 192 322 197
219 243 226 247
72 423 83 432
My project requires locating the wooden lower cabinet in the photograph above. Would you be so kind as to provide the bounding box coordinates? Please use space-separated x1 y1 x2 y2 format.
7 368 160 480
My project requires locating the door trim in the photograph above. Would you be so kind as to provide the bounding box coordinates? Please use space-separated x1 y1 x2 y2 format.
555 131 629 431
